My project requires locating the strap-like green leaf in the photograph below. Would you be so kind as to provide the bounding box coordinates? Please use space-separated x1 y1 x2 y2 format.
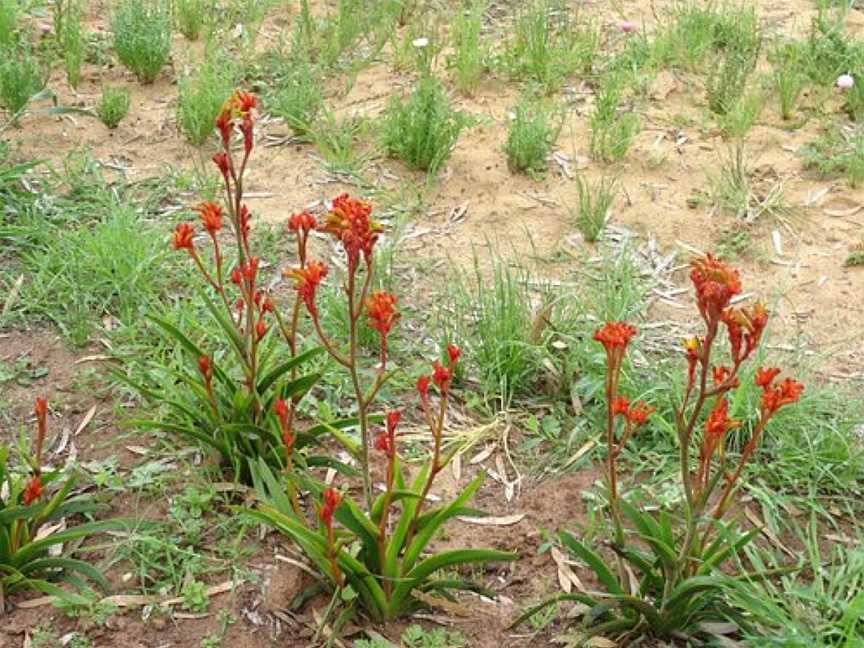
559 531 624 596
19 558 109 591
257 347 324 392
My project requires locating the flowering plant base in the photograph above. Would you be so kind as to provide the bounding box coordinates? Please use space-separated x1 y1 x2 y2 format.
1 399 133 611
513 255 803 642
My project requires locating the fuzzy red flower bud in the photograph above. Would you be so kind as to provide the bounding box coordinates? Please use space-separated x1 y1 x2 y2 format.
196 202 223 235
386 410 401 435
230 267 242 285
760 375 804 418
286 261 328 317
198 355 212 380
172 223 195 251
432 361 452 394
255 318 268 341
320 488 342 527
626 401 654 426
374 433 391 454
712 365 738 389
611 395 630 417
366 291 399 338
417 375 430 399
754 367 781 388
594 322 637 354
288 211 318 233
212 152 229 179
321 194 381 270
690 254 742 323
243 257 259 283
447 344 461 367
23 475 43 505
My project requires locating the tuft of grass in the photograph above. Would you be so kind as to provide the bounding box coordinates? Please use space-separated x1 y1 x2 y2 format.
177 56 236 145
572 174 617 243
175 0 207 41
112 0 172 84
0 45 45 119
503 0 597 93
446 251 547 407
448 1 487 96
771 42 806 121
706 22 761 115
664 1 760 70
717 88 764 139
589 74 640 163
710 142 787 221
846 241 864 267
96 85 131 129
801 127 864 188
0 1 16 50
382 76 465 174
504 92 563 176
268 59 322 135
309 109 370 174
802 8 864 84
55 0 85 89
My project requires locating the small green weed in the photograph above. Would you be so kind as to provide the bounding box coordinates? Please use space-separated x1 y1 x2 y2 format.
665 1 760 70
55 0 85 89
801 127 864 187
382 76 465 174
0 45 45 118
706 30 761 115
589 74 640 163
771 42 806 120
504 0 597 92
112 0 172 83
448 1 487 95
177 56 237 145
269 59 322 135
176 0 208 40
504 92 563 176
710 143 787 221
717 88 764 139
572 174 617 243
96 85 131 129
0 0 17 50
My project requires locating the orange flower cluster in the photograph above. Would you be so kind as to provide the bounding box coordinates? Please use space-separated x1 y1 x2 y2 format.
697 398 738 490
286 261 328 318
756 368 804 419
721 302 768 366
321 194 381 271
594 321 637 355
374 410 402 458
366 291 399 365
274 398 294 452
23 475 43 506
216 90 258 151
320 488 342 527
172 223 195 251
690 254 742 323
196 202 223 236
287 211 318 265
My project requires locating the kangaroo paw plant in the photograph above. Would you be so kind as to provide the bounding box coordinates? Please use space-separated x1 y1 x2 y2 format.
124 92 356 483
1 398 127 611
514 254 804 644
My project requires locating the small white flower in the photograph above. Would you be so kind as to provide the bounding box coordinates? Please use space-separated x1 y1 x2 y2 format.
412 37 429 48
837 74 855 90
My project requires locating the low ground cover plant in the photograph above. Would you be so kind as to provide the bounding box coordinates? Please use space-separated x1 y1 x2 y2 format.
112 0 172 84
1 398 127 608
514 254 803 643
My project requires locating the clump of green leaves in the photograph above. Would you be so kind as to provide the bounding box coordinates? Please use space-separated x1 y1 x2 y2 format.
801 127 864 188
382 76 465 174
706 29 761 115
573 174 617 243
771 42 805 120
0 0 17 50
803 9 863 84
846 242 864 267
55 0 85 89
0 46 45 118
175 0 207 40
269 59 322 135
503 0 597 92
664 1 759 70
448 1 487 96
112 0 172 83
96 85 130 129
717 89 764 139
177 57 236 145
504 92 563 176
1 399 130 606
589 74 640 163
